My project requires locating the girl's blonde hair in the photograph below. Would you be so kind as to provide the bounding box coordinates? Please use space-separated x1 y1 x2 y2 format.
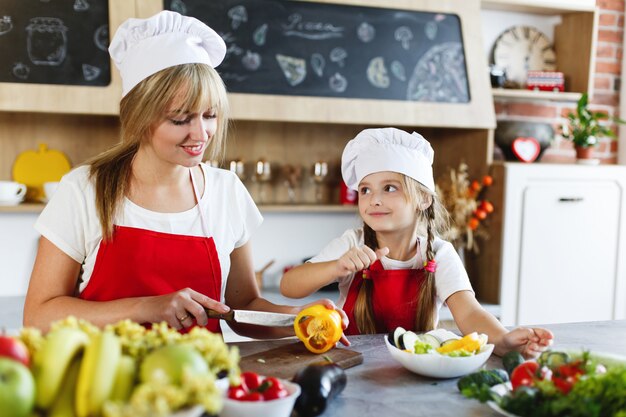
353 174 450 334
87 63 230 241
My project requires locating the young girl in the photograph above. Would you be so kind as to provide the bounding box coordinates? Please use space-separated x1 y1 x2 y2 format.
281 128 552 357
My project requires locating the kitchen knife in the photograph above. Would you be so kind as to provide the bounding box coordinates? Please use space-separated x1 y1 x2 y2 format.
206 309 297 327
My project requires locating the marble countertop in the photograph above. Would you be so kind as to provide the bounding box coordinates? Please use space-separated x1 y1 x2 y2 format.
234 319 626 417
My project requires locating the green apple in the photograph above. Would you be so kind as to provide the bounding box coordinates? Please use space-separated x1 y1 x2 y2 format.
0 358 35 417
140 344 208 385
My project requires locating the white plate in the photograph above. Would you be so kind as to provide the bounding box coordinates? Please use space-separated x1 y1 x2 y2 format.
384 336 494 378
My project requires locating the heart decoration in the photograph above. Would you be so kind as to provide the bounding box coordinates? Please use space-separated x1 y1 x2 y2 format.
511 137 541 163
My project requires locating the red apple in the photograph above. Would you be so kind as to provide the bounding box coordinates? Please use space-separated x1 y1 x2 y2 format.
0 335 30 368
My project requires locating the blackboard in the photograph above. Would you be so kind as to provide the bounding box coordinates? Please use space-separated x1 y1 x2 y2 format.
164 0 470 103
0 0 110 86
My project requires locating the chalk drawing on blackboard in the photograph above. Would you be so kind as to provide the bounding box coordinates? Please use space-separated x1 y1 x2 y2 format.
222 72 247 82
367 57 390 89
394 27 413 50
425 21 437 40
12 63 30 80
310 53 325 77
253 23 267 46
357 22 375 43
276 54 306 86
329 72 347 93
391 60 406 82
74 0 90 12
93 24 108 51
242 50 261 70
228 6 247 30
27 18 67 66
0 16 13 36
171 0 188 15
329 48 347 67
407 42 468 102
82 64 100 80
282 14 344 40
226 42 243 58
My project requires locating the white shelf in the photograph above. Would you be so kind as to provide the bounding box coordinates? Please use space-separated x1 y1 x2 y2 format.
492 88 582 102
258 204 358 213
482 0 596 14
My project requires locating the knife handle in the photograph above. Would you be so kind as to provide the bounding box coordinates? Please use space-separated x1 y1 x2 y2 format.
205 309 235 321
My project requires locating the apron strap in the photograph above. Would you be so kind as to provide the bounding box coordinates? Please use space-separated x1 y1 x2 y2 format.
190 167 210 238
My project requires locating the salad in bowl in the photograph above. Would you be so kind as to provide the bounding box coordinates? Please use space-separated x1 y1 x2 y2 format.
385 327 494 378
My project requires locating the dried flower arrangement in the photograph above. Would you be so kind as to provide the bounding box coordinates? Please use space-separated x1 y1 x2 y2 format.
436 162 494 253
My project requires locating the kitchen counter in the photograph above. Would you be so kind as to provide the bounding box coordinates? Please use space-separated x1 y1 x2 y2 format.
233 320 626 417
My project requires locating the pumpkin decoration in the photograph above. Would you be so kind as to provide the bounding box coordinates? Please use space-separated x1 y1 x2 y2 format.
12 143 71 202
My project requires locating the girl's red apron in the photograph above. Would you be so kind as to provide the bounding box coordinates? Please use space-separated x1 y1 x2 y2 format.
342 260 426 335
79 169 223 332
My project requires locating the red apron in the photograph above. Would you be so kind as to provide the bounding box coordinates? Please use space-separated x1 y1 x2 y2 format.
343 260 426 335
79 169 223 333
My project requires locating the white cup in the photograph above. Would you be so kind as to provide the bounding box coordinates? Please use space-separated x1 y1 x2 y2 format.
43 181 60 201
0 181 27 202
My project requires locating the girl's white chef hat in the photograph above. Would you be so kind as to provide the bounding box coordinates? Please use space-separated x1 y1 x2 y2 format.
109 10 226 97
341 128 435 192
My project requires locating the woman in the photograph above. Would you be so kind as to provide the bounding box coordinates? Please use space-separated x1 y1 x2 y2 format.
24 10 347 342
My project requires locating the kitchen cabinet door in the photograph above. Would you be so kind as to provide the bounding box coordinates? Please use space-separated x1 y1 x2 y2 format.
517 181 620 324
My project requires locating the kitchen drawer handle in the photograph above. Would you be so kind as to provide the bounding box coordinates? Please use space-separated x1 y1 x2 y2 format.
558 197 584 202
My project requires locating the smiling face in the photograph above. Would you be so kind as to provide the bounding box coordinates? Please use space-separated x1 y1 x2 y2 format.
357 171 419 235
149 103 218 168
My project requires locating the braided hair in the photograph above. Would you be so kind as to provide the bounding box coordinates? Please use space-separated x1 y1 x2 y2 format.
353 175 449 334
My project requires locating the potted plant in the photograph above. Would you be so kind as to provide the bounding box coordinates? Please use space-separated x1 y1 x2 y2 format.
561 93 624 161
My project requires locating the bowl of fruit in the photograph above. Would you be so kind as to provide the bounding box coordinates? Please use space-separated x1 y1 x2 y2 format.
385 327 494 378
221 371 301 417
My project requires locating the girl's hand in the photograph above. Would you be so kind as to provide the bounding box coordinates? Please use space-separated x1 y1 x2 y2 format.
298 298 351 347
501 327 554 359
142 287 230 330
335 245 389 276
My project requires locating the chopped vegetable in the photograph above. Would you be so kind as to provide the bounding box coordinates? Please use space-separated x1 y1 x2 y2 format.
502 350 525 376
294 305 343 354
458 369 509 392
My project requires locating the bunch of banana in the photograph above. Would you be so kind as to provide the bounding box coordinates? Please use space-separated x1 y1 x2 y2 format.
30 325 136 417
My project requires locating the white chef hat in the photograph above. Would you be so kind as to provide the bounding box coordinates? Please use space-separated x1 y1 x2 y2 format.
341 128 435 192
109 10 227 97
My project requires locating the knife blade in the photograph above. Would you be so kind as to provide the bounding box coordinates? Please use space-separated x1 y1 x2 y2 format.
205 309 297 327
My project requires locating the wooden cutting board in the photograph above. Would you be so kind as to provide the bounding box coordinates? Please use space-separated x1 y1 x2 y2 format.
239 342 363 379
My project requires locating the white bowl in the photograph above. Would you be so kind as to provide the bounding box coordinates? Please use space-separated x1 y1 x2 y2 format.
220 379 301 417
384 336 494 378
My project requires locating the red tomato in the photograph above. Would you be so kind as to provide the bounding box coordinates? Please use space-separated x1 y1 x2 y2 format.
240 392 264 402
558 363 584 379
227 385 247 400
552 376 575 394
241 371 264 392
262 377 288 400
511 361 539 390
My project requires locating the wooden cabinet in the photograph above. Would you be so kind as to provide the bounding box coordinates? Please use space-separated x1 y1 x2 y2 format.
481 0 598 102
469 163 626 326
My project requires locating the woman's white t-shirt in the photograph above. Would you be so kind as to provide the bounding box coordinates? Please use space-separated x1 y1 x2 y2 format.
34 163 263 299
308 228 473 325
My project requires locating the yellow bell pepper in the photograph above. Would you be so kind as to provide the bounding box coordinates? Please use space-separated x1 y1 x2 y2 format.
436 332 485 354
294 305 343 354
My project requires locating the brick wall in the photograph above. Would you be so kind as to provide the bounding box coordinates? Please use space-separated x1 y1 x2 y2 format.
495 0 624 164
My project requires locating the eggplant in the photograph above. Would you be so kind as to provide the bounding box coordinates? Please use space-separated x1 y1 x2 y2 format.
292 362 347 417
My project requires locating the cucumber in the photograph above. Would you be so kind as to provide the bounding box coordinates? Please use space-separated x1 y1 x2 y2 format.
401 331 420 352
457 369 509 392
538 351 570 369
426 328 461 344
502 351 525 375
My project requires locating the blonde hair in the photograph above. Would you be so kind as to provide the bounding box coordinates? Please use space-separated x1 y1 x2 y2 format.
88 63 229 241
354 175 450 334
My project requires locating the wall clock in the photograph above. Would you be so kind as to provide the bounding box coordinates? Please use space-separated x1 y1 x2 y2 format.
492 25 557 87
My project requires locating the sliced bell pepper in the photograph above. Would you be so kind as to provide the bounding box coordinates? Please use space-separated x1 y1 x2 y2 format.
294 305 343 354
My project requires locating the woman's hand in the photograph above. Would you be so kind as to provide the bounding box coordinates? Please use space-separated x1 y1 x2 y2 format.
297 298 351 347
501 327 554 359
142 287 230 330
335 246 389 276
